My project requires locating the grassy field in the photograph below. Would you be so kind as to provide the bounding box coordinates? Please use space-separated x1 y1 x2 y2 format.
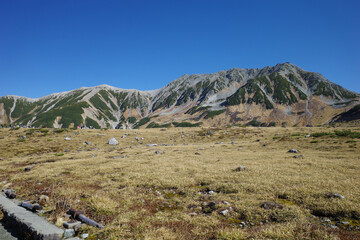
0 126 359 239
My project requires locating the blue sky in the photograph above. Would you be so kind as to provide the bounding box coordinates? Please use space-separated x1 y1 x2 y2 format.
0 0 359 98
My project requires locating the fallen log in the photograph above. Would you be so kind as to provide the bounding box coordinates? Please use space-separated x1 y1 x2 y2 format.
19 201 42 212
67 208 103 229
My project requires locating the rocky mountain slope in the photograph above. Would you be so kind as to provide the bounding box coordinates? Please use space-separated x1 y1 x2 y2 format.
0 63 359 128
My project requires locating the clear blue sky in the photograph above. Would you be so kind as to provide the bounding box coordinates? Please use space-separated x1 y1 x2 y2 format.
1 0 359 98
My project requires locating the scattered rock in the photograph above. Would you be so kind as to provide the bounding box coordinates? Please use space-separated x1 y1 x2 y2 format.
231 141 236 144
4 189 16 199
84 141 92 145
325 192 345 199
64 229 75 238
260 201 283 210
146 144 158 147
293 155 304 158
122 135 127 138
202 201 217 214
24 167 32 172
288 149 298 153
195 152 200 155
155 151 163 154
63 221 82 230
219 209 229 216
238 148 242 151
81 233 89 239
207 131 214 135
234 166 246 172
108 138 118 145
188 212 197 216
65 137 71 141
305 135 311 138
223 201 230 205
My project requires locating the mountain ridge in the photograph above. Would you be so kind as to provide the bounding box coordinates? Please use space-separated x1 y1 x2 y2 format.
1 63 359 129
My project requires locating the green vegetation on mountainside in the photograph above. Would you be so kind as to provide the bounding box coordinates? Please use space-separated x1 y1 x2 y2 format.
85 117 101 129
34 102 89 128
11 100 37 118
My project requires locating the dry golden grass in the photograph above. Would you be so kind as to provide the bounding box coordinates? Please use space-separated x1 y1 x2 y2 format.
0 126 359 239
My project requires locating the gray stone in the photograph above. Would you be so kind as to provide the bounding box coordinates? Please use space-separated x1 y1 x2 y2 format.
64 229 75 238
234 166 246 172
288 149 298 153
155 151 163 154
108 138 118 145
65 137 71 141
0 222 17 240
84 141 92 145
146 144 158 147
0 194 64 239
3 189 16 199
238 147 243 151
293 155 304 159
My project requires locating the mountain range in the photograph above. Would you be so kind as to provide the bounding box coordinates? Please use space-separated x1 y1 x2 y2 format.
1 63 359 129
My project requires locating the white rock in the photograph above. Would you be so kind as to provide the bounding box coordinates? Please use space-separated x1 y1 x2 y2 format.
81 233 89 239
108 138 118 145
219 209 229 216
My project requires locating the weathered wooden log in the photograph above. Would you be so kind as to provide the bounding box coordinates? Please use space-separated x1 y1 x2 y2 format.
19 201 42 212
67 208 103 229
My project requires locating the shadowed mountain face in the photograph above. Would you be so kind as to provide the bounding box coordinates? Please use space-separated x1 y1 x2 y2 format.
0 63 359 128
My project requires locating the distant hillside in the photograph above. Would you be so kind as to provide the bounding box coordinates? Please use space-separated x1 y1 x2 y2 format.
1 63 359 128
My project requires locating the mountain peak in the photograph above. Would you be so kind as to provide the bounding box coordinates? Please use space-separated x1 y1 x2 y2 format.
1 63 358 128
